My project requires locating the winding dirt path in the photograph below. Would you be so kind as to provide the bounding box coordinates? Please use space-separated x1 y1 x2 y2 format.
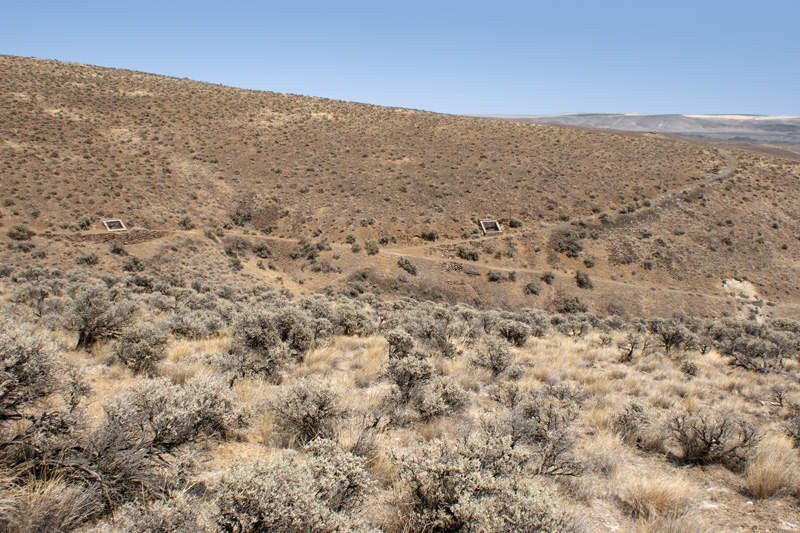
374 149 797 309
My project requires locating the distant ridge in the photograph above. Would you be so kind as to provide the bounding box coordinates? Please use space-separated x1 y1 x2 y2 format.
477 113 800 146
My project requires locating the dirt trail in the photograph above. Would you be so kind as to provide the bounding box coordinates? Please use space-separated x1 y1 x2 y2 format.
41 149 798 311
376 149 800 310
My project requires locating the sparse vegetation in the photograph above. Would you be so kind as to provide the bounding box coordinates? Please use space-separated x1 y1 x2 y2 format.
0 54 799 531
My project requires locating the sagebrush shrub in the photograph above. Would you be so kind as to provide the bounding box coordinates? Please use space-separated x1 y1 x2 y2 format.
397 257 417 276
304 438 376 513
456 244 479 261
611 402 651 447
383 351 434 402
269 377 345 447
0 317 60 423
648 318 694 355
102 375 244 452
524 280 541 295
575 270 593 289
420 228 439 241
412 375 470 421
69 285 134 350
231 309 286 376
385 329 414 358
470 337 512 377
364 238 379 255
213 453 371 532
6 223 34 241
497 319 531 347
393 436 575 532
114 323 167 375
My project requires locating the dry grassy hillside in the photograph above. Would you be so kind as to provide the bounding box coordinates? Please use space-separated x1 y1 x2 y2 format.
1 56 800 532
2 54 800 318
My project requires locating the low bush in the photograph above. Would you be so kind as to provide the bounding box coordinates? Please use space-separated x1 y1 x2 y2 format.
397 257 417 276
411 376 470 421
575 270 593 289
392 437 575 532
7 223 34 241
269 377 345 447
668 409 756 470
553 295 587 315
470 337 512 377
364 238 379 255
456 245 480 261
69 285 135 350
524 281 541 295
114 323 168 375
213 447 372 532
487 270 505 282
552 230 583 258
383 351 434 402
497 320 531 347
0 317 60 423
420 228 439 241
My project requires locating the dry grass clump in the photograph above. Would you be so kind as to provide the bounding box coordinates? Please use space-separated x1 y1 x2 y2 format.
744 433 800 498
613 467 699 523
0 477 99 533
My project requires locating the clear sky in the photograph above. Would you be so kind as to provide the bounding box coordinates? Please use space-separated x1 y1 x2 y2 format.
2 1 798 116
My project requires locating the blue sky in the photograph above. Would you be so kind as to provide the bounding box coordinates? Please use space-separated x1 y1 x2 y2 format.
2 1 798 115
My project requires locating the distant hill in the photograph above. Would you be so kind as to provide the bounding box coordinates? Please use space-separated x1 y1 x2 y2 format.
482 113 800 146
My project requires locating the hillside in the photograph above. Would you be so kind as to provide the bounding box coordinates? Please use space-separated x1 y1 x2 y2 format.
2 54 800 319
1 56 800 532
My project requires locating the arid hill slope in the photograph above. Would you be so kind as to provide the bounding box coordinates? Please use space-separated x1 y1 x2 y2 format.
2 55 800 317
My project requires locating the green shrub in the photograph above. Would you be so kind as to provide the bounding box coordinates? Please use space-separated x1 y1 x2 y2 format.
541 270 555 285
